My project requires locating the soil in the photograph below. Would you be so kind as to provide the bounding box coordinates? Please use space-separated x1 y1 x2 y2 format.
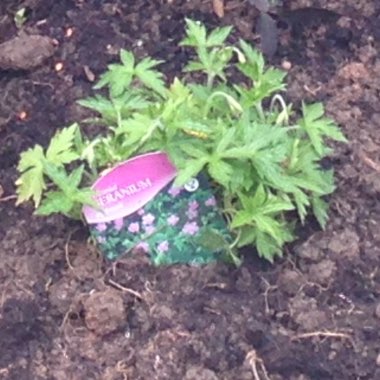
1 0 380 379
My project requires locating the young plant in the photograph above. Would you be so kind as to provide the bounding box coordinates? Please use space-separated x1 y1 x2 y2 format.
14 8 27 29
15 19 346 262
15 124 95 219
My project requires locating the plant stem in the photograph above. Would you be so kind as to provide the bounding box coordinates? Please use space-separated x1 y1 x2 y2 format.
255 103 266 122
207 73 215 89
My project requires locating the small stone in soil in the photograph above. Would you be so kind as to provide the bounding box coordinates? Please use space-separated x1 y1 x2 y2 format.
295 238 325 262
83 289 126 336
294 309 327 331
277 269 304 296
328 229 360 258
49 278 79 313
0 35 56 71
308 259 337 286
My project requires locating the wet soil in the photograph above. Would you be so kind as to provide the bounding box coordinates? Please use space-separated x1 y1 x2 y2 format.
1 0 380 379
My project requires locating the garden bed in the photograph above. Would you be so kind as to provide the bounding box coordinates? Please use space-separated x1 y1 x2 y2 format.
0 0 379 379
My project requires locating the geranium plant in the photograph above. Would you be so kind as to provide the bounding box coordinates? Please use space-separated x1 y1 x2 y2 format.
15 19 346 262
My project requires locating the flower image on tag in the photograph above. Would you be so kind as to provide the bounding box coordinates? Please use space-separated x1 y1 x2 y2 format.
83 152 232 265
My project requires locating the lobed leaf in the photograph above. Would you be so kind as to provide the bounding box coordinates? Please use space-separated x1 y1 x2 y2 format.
46 124 79 165
15 145 45 206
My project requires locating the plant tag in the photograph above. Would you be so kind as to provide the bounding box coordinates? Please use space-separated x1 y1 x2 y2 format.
83 152 232 265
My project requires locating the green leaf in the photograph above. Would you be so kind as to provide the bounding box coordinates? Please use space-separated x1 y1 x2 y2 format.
77 95 114 117
73 188 97 208
299 102 347 156
78 92 150 123
35 191 74 215
180 143 209 158
15 145 45 206
250 184 267 210
169 77 192 100
216 128 235 154
253 214 283 243
237 39 265 80
181 19 207 47
118 93 151 111
174 157 208 185
116 114 153 142
256 230 281 262
196 227 229 251
46 124 79 165
43 162 72 194
312 196 329 229
231 210 254 228
94 51 136 97
238 185 265 212
68 165 85 188
258 197 295 215
237 226 257 247
120 49 135 67
208 158 233 187
135 57 167 97
183 61 208 72
207 26 233 46
293 189 310 224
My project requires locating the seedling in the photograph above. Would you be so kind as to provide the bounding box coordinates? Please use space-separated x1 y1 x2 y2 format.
14 8 27 29
15 19 346 262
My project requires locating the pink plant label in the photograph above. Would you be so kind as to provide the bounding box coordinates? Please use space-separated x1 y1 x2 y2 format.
83 152 177 224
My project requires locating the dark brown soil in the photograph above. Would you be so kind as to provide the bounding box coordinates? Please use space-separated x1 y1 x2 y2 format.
1 1 380 379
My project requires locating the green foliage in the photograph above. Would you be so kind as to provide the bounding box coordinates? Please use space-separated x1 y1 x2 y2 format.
36 163 95 219
15 20 346 262
16 124 94 218
299 102 347 157
93 49 167 98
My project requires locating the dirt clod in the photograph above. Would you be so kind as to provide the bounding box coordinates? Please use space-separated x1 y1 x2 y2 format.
277 269 304 296
0 34 56 71
338 62 369 81
295 236 326 261
308 259 336 285
82 289 126 336
184 366 219 380
49 278 79 313
290 294 328 330
328 229 360 258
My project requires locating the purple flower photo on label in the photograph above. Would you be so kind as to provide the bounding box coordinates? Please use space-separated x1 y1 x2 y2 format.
186 208 198 220
128 222 140 233
167 214 180 226
188 200 199 210
205 196 217 207
142 213 155 225
182 221 199 236
95 223 107 232
114 218 124 231
135 241 150 253
168 186 181 197
157 240 169 253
